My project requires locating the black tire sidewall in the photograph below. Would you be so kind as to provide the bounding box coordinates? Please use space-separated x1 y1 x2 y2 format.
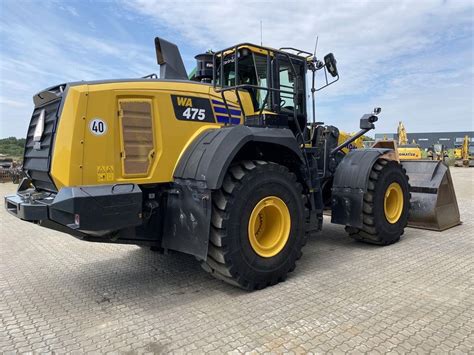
225 164 305 283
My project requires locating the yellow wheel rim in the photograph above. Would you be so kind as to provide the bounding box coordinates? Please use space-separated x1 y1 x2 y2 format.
384 182 404 224
248 196 291 258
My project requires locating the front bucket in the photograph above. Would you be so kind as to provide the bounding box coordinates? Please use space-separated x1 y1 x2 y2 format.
401 160 461 231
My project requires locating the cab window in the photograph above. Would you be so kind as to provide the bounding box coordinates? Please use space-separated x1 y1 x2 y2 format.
278 59 305 115
216 50 270 112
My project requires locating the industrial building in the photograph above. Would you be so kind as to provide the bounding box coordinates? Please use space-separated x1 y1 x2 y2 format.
374 131 474 150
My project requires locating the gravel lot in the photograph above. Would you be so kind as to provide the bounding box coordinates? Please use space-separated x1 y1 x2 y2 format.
1 168 473 353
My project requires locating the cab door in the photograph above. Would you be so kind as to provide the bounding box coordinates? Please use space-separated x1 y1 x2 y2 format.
273 55 306 116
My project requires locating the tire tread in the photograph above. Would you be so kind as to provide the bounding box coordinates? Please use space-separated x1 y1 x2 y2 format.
201 160 307 290
345 158 409 245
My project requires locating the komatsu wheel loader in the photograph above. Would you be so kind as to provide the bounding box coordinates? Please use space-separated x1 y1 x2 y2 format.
4 38 460 290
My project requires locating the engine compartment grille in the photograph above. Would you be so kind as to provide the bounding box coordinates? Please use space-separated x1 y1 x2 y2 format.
23 97 62 192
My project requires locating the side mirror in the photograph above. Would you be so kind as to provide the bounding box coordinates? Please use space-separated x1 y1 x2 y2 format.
324 53 338 77
314 53 340 92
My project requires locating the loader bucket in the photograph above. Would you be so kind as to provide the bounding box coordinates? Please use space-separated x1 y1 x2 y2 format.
401 160 461 231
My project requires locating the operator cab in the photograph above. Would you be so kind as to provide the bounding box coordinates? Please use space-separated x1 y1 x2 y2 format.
215 46 305 115
212 45 306 132
210 44 339 139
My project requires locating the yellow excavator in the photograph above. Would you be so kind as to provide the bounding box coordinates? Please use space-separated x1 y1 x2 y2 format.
454 145 462 160
455 135 474 167
397 121 422 160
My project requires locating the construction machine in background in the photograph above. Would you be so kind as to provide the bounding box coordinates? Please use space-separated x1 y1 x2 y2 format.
454 135 474 167
337 131 364 152
0 158 14 183
4 37 461 290
0 157 23 183
454 144 462 160
397 121 422 160
428 143 447 162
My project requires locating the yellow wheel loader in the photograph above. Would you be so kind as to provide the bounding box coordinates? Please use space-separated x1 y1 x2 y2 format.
4 38 460 290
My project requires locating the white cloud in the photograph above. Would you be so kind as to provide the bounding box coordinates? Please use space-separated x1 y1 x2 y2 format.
0 97 29 108
64 5 79 17
124 0 474 133
0 0 472 138
0 1 157 137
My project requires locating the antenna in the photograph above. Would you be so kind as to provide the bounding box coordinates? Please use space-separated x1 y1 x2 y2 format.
313 36 319 57
260 20 263 46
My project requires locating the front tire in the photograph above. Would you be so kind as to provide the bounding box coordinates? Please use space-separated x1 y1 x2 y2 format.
346 158 410 245
201 160 306 290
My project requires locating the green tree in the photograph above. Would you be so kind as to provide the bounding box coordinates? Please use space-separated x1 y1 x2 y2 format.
0 137 25 158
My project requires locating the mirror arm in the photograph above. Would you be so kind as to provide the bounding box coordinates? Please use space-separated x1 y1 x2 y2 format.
315 73 339 92
330 111 379 155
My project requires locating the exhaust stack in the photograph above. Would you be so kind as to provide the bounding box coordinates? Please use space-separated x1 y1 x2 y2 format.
154 37 188 80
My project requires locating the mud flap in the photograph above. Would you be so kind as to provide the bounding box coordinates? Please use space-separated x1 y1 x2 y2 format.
331 148 392 228
162 180 211 260
401 161 461 231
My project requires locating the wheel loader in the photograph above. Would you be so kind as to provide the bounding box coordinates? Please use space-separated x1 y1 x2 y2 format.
4 38 460 290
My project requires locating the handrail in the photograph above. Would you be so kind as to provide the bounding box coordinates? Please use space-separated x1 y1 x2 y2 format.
212 44 307 142
279 47 313 58
212 42 313 185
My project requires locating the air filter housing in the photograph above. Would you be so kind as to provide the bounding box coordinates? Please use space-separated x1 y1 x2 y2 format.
195 53 214 83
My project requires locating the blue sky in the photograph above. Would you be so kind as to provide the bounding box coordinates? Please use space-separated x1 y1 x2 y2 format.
0 0 473 138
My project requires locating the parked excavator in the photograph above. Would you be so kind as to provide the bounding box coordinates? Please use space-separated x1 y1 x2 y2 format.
397 121 422 160
454 135 474 167
454 144 462 160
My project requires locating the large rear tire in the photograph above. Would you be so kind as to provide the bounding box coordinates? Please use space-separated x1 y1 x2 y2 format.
346 158 410 245
201 160 306 290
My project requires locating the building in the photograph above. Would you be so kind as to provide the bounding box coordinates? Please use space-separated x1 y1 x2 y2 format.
374 131 474 150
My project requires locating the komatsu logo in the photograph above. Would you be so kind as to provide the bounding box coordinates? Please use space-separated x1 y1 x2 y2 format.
176 97 192 107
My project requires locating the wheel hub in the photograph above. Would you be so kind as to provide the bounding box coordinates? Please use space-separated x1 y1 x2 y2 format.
384 182 404 224
248 196 291 258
